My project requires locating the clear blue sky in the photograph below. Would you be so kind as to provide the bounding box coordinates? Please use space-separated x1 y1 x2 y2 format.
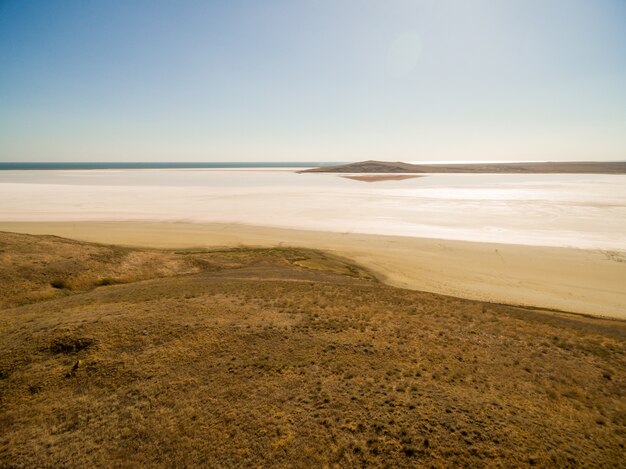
1 0 625 162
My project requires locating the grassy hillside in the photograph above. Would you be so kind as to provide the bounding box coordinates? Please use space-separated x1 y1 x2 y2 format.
1 232 624 467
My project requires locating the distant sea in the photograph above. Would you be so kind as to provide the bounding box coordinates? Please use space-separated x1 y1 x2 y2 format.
0 162 342 170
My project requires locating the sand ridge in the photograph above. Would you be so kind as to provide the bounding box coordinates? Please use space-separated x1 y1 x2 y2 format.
1 221 624 319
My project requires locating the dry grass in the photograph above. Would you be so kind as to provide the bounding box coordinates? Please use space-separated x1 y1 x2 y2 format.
0 231 624 467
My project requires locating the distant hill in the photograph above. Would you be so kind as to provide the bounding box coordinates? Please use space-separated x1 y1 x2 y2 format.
302 160 626 174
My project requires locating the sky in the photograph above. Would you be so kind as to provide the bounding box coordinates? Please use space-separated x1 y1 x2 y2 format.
1 0 625 163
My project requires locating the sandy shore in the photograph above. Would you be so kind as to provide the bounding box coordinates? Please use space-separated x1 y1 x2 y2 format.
1 220 624 319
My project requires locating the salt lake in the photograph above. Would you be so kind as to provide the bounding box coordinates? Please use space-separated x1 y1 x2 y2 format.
1 169 625 250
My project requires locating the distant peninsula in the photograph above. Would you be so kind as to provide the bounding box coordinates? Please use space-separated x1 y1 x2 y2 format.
301 160 626 174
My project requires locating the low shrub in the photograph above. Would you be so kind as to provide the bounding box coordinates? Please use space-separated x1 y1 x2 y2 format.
50 279 70 289
96 277 117 286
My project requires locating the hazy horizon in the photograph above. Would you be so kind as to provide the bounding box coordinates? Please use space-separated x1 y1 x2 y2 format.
1 159 626 168
2 0 625 163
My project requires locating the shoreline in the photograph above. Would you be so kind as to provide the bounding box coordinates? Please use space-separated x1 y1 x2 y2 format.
1 220 624 319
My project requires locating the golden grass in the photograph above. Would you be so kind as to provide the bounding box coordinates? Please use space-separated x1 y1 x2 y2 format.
1 232 624 467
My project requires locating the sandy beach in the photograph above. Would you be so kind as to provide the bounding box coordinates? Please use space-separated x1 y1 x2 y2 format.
1 220 624 319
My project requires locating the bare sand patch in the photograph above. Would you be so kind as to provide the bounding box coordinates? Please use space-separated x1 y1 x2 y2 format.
1 221 624 318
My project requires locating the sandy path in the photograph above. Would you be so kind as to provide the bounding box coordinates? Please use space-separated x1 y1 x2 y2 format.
1 221 624 319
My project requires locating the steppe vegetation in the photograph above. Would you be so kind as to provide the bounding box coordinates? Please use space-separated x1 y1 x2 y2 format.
0 232 624 467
